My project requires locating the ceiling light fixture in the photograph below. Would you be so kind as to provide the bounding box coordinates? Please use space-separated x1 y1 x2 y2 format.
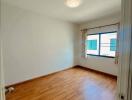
65 0 82 8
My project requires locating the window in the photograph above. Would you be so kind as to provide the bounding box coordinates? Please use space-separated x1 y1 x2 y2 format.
86 32 117 58
86 35 99 55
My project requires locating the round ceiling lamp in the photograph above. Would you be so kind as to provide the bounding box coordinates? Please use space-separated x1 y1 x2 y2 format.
65 0 82 8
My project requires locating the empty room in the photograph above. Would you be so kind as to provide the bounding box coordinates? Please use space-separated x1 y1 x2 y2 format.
1 0 132 100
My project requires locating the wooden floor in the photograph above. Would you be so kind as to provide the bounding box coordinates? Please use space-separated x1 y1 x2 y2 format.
6 67 117 100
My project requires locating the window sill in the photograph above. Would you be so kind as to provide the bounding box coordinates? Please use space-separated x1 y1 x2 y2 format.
87 54 115 58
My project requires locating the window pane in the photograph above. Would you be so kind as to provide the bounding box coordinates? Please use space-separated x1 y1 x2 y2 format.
86 35 99 55
87 40 97 50
110 39 116 51
100 32 117 57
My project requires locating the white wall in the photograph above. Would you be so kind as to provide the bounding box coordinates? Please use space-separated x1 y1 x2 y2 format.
2 3 78 86
78 15 121 76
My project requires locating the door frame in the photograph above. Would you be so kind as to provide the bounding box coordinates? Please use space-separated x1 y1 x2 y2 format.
0 0 5 99
0 40 5 100
118 0 132 100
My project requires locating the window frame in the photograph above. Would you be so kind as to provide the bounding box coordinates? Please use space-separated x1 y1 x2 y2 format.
86 31 117 58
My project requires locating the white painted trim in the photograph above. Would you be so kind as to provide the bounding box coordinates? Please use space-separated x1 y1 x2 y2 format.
0 40 5 100
0 0 5 99
127 0 132 99
118 0 132 100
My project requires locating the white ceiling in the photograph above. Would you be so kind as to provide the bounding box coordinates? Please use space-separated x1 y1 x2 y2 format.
3 0 121 24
